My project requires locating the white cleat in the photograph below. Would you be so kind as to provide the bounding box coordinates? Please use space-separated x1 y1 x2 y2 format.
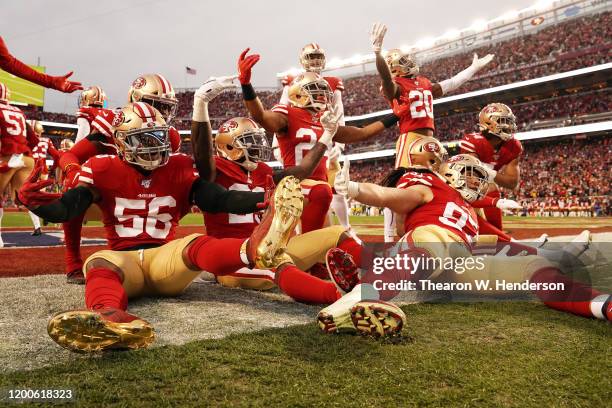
317 284 406 338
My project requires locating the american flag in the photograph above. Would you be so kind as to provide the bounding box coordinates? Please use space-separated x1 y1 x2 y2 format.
185 66 197 75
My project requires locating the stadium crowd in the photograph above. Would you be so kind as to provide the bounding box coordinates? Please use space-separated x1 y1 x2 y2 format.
348 137 610 216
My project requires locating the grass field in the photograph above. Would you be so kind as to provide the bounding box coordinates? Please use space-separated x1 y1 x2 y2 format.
0 213 610 406
0 302 609 407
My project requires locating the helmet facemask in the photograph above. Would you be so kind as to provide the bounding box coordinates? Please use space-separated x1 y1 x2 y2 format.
115 126 171 171
491 114 517 141
141 96 178 124
441 160 489 202
300 80 332 112
226 128 272 171
301 51 326 73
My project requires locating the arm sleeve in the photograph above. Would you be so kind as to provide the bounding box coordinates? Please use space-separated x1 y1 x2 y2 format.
31 186 94 223
333 90 345 126
75 117 91 143
191 178 265 214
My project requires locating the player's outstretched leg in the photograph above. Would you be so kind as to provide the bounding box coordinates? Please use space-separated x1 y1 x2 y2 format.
48 265 154 352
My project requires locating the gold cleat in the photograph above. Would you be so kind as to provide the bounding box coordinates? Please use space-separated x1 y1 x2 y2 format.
47 308 155 353
317 285 406 338
246 176 303 269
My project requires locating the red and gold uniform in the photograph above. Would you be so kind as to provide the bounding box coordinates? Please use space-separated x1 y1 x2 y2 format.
393 76 435 168
271 103 332 232
460 131 523 230
76 107 116 142
0 102 37 194
79 153 198 251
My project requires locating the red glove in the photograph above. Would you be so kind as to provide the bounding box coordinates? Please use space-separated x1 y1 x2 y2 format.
238 48 260 85
0 36 83 93
255 174 275 210
391 97 410 118
18 159 62 207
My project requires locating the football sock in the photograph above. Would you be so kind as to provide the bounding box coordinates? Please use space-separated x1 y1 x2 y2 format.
301 184 332 233
483 190 502 229
28 211 41 229
276 264 340 304
187 235 248 275
530 266 609 319
330 194 350 228
63 215 84 273
337 237 363 267
383 207 395 243
85 267 127 311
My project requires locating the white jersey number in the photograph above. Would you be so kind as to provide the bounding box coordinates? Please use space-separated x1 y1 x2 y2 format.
408 90 434 119
294 128 318 163
438 202 478 237
114 196 176 239
2 110 26 137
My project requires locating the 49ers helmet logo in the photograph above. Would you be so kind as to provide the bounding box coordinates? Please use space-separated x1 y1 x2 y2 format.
424 142 440 152
132 77 146 89
483 105 499 114
220 120 239 133
111 110 125 127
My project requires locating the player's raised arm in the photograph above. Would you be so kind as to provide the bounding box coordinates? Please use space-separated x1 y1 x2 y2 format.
370 23 399 101
490 158 520 189
276 105 341 182
0 36 83 93
18 160 100 223
191 76 239 181
334 98 407 144
238 48 288 132
334 161 432 215
432 53 494 97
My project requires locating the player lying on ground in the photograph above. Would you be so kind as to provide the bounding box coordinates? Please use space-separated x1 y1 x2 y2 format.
238 48 409 234
19 102 305 352
318 154 611 338
58 77 183 283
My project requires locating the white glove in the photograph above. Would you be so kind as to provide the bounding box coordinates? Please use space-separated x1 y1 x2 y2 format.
370 22 387 53
194 75 238 103
193 75 238 122
318 105 342 148
470 53 495 72
327 144 342 163
496 198 521 212
334 160 359 198
487 168 498 183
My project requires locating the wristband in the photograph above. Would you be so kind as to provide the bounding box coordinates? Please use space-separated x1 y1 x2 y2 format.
192 98 209 122
241 84 257 101
381 113 399 128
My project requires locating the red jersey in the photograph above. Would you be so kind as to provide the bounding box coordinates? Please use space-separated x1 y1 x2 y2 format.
204 157 272 239
78 153 199 250
393 76 435 133
396 170 478 244
32 137 51 159
459 132 523 171
76 107 116 141
282 75 344 92
271 104 327 181
0 102 38 156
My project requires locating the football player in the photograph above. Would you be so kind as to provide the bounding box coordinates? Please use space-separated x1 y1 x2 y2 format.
0 82 39 247
321 154 611 336
459 103 522 232
28 120 60 235
203 116 362 303
370 22 494 242
19 102 302 353
277 44 354 236
0 36 82 93
58 76 182 283
238 48 408 233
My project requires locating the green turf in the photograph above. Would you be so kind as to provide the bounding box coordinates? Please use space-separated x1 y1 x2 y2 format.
1 302 609 407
